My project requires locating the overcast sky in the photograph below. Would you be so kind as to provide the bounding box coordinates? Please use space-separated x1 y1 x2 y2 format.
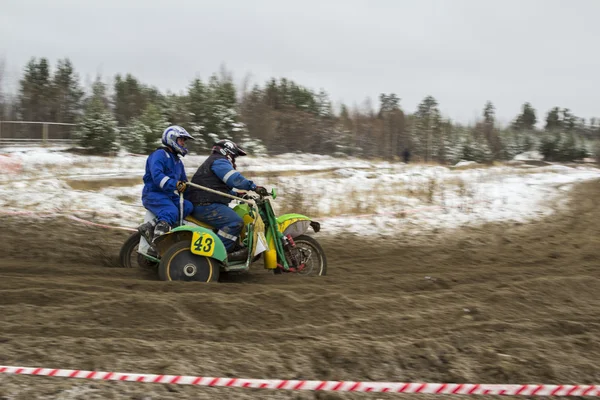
1 0 599 126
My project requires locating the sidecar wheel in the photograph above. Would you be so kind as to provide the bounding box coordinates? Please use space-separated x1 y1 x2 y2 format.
158 240 220 282
289 234 327 276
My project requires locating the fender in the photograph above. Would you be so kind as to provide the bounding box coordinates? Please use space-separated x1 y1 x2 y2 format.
153 225 228 262
263 213 321 269
233 203 254 241
233 203 251 219
277 213 320 237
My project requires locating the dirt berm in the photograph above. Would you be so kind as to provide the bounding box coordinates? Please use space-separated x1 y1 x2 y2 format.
0 179 599 399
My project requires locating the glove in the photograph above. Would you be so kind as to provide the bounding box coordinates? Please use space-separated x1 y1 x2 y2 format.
176 181 188 193
254 186 269 196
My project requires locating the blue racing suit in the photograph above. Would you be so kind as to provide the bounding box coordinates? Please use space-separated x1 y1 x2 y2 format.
142 147 193 227
186 153 257 251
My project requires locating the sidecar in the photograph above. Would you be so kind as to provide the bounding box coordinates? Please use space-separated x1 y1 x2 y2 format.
140 203 267 282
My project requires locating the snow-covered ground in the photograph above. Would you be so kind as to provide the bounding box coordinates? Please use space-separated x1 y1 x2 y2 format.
1 146 599 237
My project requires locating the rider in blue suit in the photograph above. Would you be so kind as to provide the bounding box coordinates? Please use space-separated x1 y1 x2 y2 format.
138 125 195 244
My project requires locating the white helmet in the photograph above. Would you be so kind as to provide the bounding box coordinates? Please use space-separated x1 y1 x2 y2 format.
161 125 194 156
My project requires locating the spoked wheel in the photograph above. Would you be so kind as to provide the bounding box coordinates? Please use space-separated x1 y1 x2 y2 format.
119 231 159 269
158 240 220 282
285 234 327 276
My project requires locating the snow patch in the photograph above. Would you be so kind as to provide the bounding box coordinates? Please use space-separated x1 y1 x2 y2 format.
454 160 479 167
514 150 544 161
1 148 600 237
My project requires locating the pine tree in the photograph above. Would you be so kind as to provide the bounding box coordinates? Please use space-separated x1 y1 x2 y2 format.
316 89 333 118
483 101 495 125
511 102 537 131
480 101 501 159
460 135 477 162
539 131 561 161
113 73 147 126
312 91 337 154
498 130 525 160
162 92 191 127
457 128 493 163
51 58 84 124
18 57 53 122
187 78 208 125
576 136 590 160
202 73 245 143
561 108 577 132
123 102 169 154
74 79 118 155
414 95 442 162
558 132 577 161
472 137 494 163
378 93 405 160
545 107 562 131
439 119 459 164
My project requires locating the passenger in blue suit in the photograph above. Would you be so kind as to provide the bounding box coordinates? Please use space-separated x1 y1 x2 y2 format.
138 125 195 245
185 139 269 261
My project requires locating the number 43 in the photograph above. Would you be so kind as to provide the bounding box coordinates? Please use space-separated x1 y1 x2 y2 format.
191 233 215 256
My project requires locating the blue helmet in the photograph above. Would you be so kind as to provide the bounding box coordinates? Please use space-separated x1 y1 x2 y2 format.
161 125 194 156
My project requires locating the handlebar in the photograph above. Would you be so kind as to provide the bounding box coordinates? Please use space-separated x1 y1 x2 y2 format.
185 182 275 204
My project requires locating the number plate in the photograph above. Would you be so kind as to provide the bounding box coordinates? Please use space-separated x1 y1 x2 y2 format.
190 232 215 257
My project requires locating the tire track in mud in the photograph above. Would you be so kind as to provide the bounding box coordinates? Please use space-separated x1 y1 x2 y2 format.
1 179 600 399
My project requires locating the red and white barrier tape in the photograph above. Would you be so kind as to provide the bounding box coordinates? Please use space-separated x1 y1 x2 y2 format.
0 366 598 396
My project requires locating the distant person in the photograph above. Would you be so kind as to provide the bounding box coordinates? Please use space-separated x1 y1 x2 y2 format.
138 125 195 245
185 139 269 261
403 148 411 163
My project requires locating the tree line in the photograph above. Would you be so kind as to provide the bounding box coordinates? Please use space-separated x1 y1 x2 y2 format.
1 56 599 163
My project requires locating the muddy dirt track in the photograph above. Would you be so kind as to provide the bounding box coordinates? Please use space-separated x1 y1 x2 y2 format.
1 179 600 400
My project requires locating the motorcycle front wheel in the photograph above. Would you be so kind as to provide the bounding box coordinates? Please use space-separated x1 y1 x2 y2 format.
286 234 327 276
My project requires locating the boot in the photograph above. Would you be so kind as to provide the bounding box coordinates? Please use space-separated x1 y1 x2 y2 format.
137 221 155 244
228 246 249 262
152 220 171 243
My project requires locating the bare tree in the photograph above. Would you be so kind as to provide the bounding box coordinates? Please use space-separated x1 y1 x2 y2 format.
237 71 254 105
